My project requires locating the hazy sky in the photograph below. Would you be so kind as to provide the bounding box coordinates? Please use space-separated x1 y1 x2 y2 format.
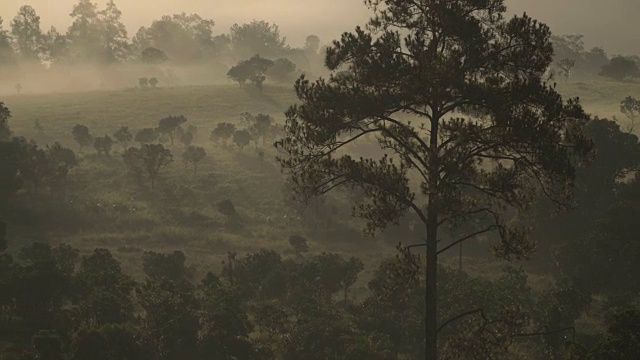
0 0 637 54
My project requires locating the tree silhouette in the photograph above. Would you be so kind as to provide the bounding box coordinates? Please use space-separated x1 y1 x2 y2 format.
275 1 593 358
72 124 93 152
182 145 206 174
113 126 133 151
158 115 187 145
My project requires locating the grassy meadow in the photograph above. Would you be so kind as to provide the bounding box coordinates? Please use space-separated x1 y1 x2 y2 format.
2 79 638 293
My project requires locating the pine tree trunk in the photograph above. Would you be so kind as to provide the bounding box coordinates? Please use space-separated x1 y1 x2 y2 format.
425 115 440 360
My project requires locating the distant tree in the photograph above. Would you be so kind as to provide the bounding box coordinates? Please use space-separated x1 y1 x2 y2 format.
157 115 188 145
182 146 206 174
0 138 23 206
134 127 158 146
11 5 44 62
141 144 172 190
266 58 297 82
230 20 288 59
557 58 575 82
0 101 11 140
242 112 273 146
47 143 79 199
600 56 639 81
15 83 22 94
18 141 50 195
217 199 236 217
288 235 308 255
304 35 320 54
620 96 640 131
138 77 149 88
0 18 16 66
227 54 274 90
66 0 106 63
71 124 93 152
149 77 159 88
141 46 168 64
233 129 252 151
0 218 6 251
210 122 236 146
113 126 133 151
42 26 68 64
99 0 130 62
179 129 193 147
93 135 114 156
136 13 215 63
122 144 173 190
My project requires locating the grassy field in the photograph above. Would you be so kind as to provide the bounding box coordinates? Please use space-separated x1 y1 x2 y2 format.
2 79 639 295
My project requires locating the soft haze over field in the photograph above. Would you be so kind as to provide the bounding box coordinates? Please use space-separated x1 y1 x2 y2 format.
1 0 640 53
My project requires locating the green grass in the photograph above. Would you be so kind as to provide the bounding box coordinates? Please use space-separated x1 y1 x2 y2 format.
3 79 639 291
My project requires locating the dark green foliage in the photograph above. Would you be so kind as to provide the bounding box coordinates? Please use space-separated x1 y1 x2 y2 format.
122 144 173 190
18 140 50 195
233 129 252 150
71 125 93 152
620 96 640 129
182 145 206 174
227 54 274 90
216 199 236 217
157 115 187 145
10 6 44 62
0 219 6 251
0 101 12 140
0 138 24 206
276 2 593 358
267 58 297 82
135 13 215 63
210 122 235 146
93 135 113 156
134 127 158 145
70 324 141 360
138 77 149 88
586 310 640 359
75 249 135 326
230 20 288 59
288 235 308 254
557 58 576 81
600 56 639 81
241 112 274 146
140 47 168 64
46 143 79 198
113 126 133 150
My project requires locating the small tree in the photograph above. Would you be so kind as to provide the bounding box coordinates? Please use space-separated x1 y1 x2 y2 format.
600 56 639 81
233 129 252 151
149 77 159 88
182 146 206 174
217 199 236 217
71 125 93 152
141 47 169 64
138 77 149 88
557 58 575 82
266 58 296 82
123 144 173 190
227 54 274 91
620 96 640 132
18 142 50 195
179 130 194 147
158 115 188 145
134 128 158 146
210 123 236 146
113 126 133 151
93 135 114 157
288 235 308 254
34 119 43 133
15 83 22 94
47 143 78 199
